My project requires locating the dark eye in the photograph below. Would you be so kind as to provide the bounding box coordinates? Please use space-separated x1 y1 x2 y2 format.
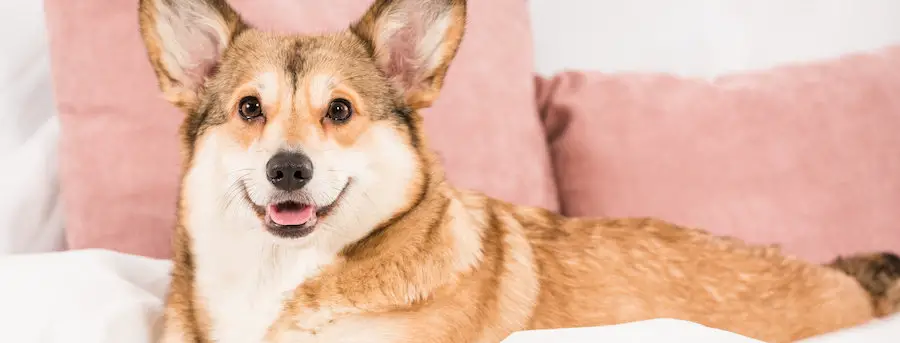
238 96 263 120
326 98 353 123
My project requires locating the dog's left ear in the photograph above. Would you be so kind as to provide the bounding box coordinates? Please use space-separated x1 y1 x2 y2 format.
351 0 466 109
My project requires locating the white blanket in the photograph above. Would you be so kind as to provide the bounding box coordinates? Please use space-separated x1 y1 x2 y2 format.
0 250 169 343
0 0 65 255
1 250 897 343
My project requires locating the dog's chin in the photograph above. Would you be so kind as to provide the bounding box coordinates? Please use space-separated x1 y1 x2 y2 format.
241 180 351 240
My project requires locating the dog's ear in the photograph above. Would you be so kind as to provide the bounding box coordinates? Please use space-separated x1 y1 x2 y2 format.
138 0 245 111
351 0 466 110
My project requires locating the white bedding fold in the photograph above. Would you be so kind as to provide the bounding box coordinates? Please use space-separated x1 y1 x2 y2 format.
0 250 170 343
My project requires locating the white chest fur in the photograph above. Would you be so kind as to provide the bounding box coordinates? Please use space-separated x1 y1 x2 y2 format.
191 224 332 343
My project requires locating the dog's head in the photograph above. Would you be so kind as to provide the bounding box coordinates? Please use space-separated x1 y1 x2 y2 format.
138 0 465 248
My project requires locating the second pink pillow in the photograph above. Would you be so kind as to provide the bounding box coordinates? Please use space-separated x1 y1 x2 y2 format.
540 47 900 262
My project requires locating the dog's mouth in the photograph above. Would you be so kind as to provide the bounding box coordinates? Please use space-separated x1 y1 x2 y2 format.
267 201 315 226
242 180 351 239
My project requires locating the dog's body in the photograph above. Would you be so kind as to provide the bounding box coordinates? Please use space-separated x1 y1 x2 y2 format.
137 0 900 342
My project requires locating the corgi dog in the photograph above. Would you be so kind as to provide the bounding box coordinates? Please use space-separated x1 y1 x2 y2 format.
137 0 900 342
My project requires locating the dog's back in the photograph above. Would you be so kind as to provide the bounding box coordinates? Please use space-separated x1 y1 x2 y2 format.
501 205 878 342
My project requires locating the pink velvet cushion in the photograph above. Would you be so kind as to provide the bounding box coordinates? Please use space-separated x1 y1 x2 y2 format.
540 47 900 262
45 0 556 258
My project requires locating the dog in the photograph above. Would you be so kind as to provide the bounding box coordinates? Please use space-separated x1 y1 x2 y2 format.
136 0 900 342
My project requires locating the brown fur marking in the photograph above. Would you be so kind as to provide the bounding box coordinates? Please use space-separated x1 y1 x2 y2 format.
828 252 900 316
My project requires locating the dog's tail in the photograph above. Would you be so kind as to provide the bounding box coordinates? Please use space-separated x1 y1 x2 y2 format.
827 252 900 317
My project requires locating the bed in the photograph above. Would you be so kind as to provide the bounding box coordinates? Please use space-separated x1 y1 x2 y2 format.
3 0 899 342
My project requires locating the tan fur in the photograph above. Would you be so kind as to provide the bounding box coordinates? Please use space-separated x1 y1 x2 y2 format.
262 195 878 343
137 1 895 342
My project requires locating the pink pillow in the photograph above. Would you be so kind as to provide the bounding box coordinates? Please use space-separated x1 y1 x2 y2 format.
540 47 900 262
45 0 556 258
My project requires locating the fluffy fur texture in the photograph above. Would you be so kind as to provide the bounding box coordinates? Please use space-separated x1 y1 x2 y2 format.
137 0 899 342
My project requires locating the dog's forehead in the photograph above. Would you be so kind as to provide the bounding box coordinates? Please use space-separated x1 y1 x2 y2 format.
224 31 378 92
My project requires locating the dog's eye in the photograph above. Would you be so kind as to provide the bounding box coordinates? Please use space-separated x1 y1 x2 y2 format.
326 98 353 123
238 96 264 120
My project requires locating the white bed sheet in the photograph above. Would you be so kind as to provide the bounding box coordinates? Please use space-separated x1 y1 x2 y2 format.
0 250 897 343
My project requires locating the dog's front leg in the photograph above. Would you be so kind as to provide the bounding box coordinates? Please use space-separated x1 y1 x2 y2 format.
265 304 358 342
264 281 382 342
156 305 196 343
157 232 203 343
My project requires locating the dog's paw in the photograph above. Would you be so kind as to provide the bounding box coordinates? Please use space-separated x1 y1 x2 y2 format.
295 308 339 334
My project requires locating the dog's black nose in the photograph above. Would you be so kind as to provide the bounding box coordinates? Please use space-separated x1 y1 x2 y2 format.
265 152 313 191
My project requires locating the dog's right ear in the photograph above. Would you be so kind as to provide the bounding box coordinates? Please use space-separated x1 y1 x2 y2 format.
138 0 245 111
350 0 466 110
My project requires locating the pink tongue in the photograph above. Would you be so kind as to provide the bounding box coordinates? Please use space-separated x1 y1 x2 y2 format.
267 204 314 226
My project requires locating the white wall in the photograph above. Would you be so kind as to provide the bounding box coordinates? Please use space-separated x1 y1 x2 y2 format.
528 0 900 78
